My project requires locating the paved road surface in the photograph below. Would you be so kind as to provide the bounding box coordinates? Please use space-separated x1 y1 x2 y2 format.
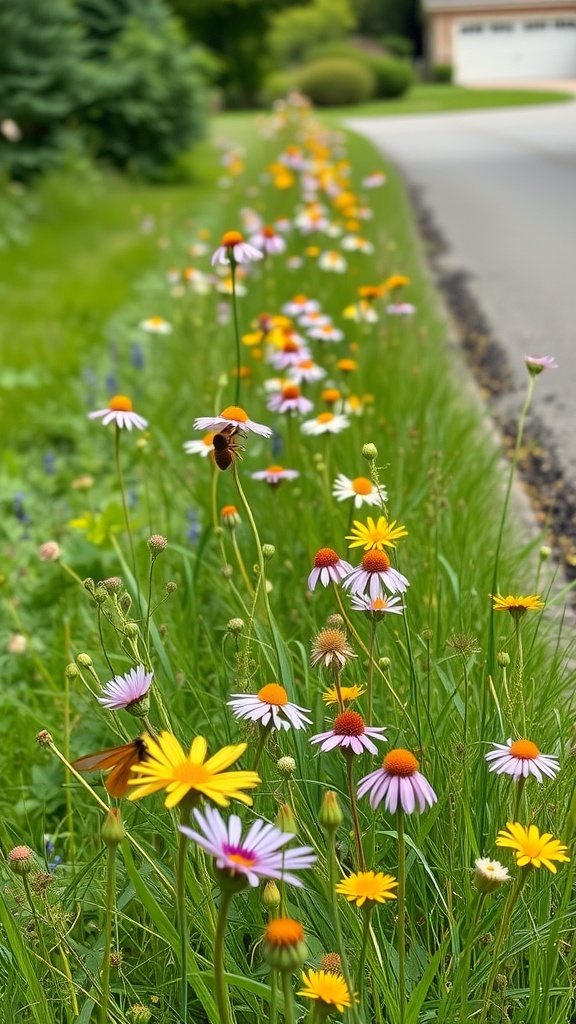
347 101 576 482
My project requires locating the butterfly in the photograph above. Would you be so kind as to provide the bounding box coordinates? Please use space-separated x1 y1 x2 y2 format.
71 737 148 798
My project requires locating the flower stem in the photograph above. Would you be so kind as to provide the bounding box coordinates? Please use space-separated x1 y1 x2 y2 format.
214 889 234 1024
269 970 279 1024
176 826 189 1022
345 753 366 871
231 265 242 406
357 908 372 1010
281 973 296 1024
396 809 407 1024
478 869 528 1024
327 833 361 1024
100 844 117 1024
367 617 377 725
252 726 268 772
114 425 140 613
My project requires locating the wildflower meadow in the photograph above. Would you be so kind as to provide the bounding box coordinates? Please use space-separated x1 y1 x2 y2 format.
1 95 574 1024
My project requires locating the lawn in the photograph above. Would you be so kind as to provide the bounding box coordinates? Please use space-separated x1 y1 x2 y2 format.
1 103 574 1024
319 81 573 118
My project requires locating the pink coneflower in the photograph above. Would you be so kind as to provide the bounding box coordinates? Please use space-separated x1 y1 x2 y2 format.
249 226 286 255
308 548 353 590
342 551 410 599
525 355 558 375
311 710 387 756
268 338 311 371
301 412 350 435
179 805 317 887
267 383 313 415
183 432 216 456
211 230 263 266
358 748 437 814
282 295 320 317
88 395 148 431
387 303 416 317
227 683 312 731
194 405 272 437
288 359 327 385
332 474 387 509
251 465 300 486
308 324 344 343
350 594 405 615
97 664 153 711
298 311 332 329
485 739 560 782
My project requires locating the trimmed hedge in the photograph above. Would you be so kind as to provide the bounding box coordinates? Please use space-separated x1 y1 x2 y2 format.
302 42 413 99
296 57 376 106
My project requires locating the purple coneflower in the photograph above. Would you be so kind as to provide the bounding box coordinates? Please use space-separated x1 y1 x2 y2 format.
358 748 437 814
311 710 386 756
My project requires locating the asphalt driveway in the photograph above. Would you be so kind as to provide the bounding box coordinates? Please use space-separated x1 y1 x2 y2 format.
347 100 576 488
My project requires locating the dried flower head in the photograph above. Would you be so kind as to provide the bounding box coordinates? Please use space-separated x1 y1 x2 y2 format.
311 629 356 670
321 953 342 974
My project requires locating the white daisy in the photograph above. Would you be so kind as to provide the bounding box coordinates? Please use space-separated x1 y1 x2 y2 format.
139 316 172 335
333 474 387 509
183 432 216 457
227 683 312 731
301 413 350 436
485 739 560 782
193 405 272 438
88 395 148 431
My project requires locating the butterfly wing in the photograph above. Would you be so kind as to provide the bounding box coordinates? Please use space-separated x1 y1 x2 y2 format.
72 738 147 798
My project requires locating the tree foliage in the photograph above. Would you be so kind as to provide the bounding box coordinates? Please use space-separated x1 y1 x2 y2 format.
268 0 357 67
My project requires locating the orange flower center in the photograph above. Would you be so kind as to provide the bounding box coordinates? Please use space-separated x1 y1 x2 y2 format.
351 477 372 495
384 749 418 776
322 389 341 404
298 360 314 369
282 338 300 352
109 395 133 412
224 846 258 868
334 710 365 736
509 739 540 759
265 917 305 948
258 683 288 706
362 550 390 573
293 294 307 304
314 548 339 568
337 359 357 372
202 432 216 446
221 505 238 517
262 226 276 238
317 412 335 424
172 762 210 785
282 384 301 399
147 316 166 326
221 230 243 246
220 405 248 422
267 465 284 474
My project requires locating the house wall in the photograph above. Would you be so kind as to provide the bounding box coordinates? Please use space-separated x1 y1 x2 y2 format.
428 5 576 63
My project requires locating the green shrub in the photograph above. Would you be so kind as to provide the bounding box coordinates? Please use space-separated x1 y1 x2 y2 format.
365 54 414 98
382 33 414 58
434 63 453 83
260 70 298 107
268 0 356 67
296 57 376 106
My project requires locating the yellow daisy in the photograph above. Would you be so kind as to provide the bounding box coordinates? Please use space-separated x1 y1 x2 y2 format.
336 870 398 908
347 516 408 551
495 822 569 873
128 731 260 809
492 594 544 617
297 969 355 1013
323 684 365 707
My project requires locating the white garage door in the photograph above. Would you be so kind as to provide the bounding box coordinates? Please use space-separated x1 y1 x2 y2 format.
454 18 576 83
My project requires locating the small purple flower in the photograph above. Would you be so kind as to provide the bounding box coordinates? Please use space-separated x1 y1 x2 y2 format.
180 805 317 887
311 710 387 756
341 550 409 600
97 664 153 711
525 355 558 375
358 748 437 814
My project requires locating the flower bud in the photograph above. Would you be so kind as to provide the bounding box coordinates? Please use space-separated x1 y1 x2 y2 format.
7 634 27 655
221 505 241 529
362 442 378 461
36 729 53 746
262 544 275 562
124 622 139 639
539 545 552 561
325 613 345 630
38 541 61 562
109 950 123 968
318 791 343 833
276 804 297 834
227 617 244 635
148 534 168 557
102 576 123 593
262 879 281 911
221 564 233 579
102 808 126 849
262 918 308 972
474 858 510 894
83 577 96 594
65 662 79 679
378 656 391 669
127 1005 152 1024
120 592 132 613
76 653 93 668
497 651 510 667
8 845 33 875
277 755 296 776
165 581 177 595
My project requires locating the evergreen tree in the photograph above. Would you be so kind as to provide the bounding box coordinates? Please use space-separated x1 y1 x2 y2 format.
0 0 92 177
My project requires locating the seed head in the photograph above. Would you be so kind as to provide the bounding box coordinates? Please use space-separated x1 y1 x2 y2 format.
8 846 33 875
102 576 123 593
227 617 244 635
320 952 342 974
38 541 61 562
36 729 53 747
148 534 168 556
277 755 296 776
311 629 356 670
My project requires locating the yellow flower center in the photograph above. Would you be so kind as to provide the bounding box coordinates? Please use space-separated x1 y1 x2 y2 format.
361 550 390 573
221 230 243 246
317 412 335 424
509 739 540 759
220 405 248 422
267 465 284 474
384 748 419 776
202 432 216 446
322 389 341 404
292 294 307 304
257 683 288 706
337 359 357 372
298 360 314 369
172 762 210 786
221 505 238 517
351 477 373 495
265 917 305 948
109 395 133 412
226 850 258 867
